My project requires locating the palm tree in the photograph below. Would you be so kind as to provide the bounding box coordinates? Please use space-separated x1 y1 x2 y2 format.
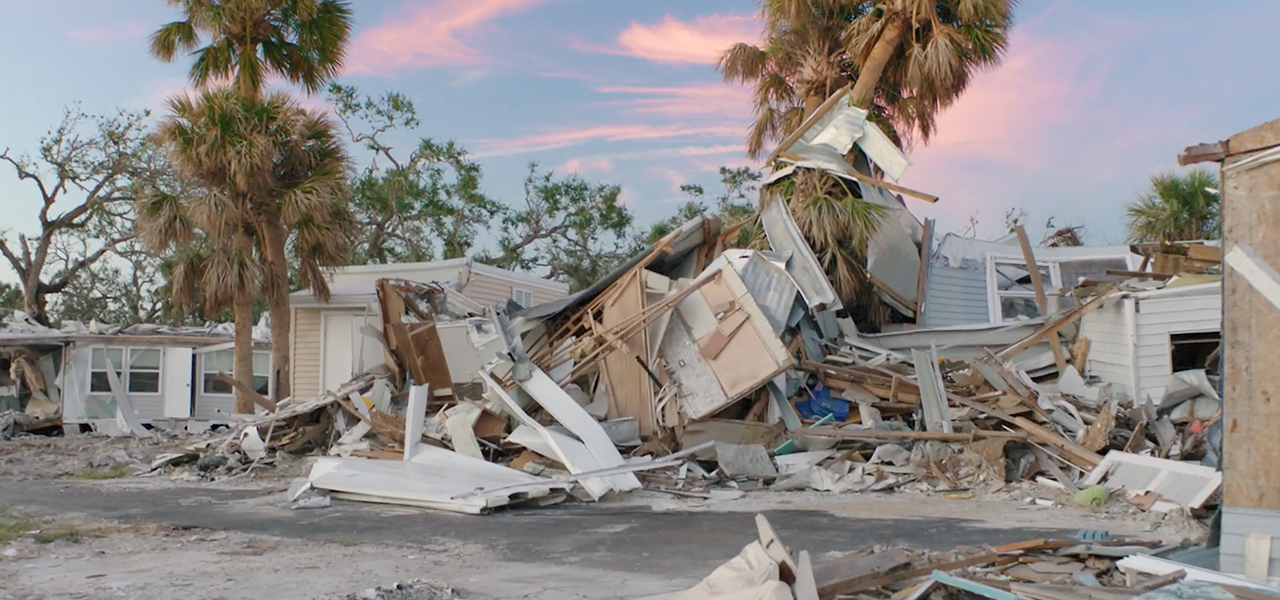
1126 170 1220 243
145 88 352 411
722 0 1015 326
150 0 354 401
150 0 354 98
721 0 1016 158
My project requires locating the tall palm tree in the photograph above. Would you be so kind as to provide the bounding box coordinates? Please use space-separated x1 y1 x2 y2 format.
150 0 354 400
145 88 352 411
150 0 354 98
1126 169 1220 243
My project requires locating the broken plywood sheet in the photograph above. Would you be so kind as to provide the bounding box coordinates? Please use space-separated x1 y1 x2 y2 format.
675 263 794 421
599 269 656 436
682 420 783 460
516 367 640 492
1081 450 1222 510
761 197 842 312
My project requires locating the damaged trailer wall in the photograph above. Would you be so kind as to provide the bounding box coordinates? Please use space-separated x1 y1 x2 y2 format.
1079 283 1221 403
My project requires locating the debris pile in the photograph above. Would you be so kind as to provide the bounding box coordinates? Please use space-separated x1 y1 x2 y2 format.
645 513 1279 600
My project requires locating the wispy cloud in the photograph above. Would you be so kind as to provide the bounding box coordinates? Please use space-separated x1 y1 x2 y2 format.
346 0 557 75
596 83 752 118
472 123 742 157
65 23 148 43
613 14 759 65
555 157 614 174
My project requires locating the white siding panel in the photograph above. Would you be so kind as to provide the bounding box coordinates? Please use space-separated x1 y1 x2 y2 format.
291 307 323 401
1080 298 1135 398
1130 291 1221 402
922 267 989 328
461 271 514 307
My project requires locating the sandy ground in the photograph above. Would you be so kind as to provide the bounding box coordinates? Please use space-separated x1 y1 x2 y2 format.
0 433 1208 600
0 512 687 600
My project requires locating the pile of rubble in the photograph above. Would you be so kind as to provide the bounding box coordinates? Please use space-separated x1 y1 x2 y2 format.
150 91 1223 522
642 513 1277 600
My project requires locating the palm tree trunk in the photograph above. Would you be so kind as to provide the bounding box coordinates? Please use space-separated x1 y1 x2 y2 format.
261 219 291 402
232 288 256 414
850 18 906 109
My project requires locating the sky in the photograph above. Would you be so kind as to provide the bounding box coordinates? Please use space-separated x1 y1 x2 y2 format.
2 0 1278 274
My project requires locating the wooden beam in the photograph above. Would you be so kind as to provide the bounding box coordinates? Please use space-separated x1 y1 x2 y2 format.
1178 141 1228 166
216 372 277 412
1016 225 1066 374
778 150 939 203
868 272 917 316
914 219 934 325
1013 416 1102 469
765 85 852 165
801 427 1026 442
1105 269 1172 280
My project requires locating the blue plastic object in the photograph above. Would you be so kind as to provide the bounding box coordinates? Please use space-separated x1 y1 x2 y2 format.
1076 529 1111 541
793 382 851 422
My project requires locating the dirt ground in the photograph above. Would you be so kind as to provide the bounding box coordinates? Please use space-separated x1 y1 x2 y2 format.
0 433 1210 600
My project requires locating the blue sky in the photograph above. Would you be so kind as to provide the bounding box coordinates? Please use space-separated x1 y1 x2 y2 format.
2 0 1277 275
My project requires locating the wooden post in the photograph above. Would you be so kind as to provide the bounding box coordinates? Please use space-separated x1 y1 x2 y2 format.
1015 225 1067 373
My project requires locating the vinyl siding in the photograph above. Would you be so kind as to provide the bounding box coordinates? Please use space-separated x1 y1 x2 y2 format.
291 306 323 401
461 270 566 308
922 267 990 328
1132 293 1221 402
1221 507 1280 579
1080 297 1136 399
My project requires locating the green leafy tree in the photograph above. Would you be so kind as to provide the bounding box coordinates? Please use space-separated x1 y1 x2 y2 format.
0 282 21 316
647 166 763 246
489 164 635 292
329 84 503 264
1125 169 1220 243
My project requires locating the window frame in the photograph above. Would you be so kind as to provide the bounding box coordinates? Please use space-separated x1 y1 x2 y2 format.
199 349 272 398
88 346 164 395
986 255 1063 324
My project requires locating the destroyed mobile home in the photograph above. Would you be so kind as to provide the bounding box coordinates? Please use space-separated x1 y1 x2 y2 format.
110 95 1223 533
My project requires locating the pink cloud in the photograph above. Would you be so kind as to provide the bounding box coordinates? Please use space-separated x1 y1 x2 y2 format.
555 157 614 174
346 0 557 74
65 23 148 43
596 84 752 119
472 123 742 157
614 14 760 65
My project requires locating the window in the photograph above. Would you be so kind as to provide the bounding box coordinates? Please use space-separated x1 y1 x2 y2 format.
991 260 1057 322
512 288 534 308
89 347 161 394
1171 332 1221 374
201 350 270 396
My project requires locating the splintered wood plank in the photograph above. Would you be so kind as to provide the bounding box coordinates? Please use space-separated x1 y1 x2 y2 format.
599 269 655 436
1014 417 1102 470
